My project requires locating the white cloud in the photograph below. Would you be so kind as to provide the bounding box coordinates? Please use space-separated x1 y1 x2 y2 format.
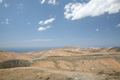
25 39 52 42
44 18 55 24
38 21 44 25
48 0 59 5
4 4 9 8
5 18 9 24
40 0 45 4
1 19 10 24
0 0 2 3
38 18 53 31
64 0 120 20
117 23 120 28
39 0 59 5
6 19 8 22
38 27 46 31
96 29 99 31
38 25 51 31
39 18 55 25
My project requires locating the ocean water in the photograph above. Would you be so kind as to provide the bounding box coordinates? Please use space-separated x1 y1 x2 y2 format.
0 47 59 53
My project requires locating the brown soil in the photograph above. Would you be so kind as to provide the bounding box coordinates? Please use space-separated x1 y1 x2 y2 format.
0 50 30 61
0 67 69 80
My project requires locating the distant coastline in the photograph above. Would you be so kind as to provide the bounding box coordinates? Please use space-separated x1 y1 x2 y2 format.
0 47 57 53
0 46 119 53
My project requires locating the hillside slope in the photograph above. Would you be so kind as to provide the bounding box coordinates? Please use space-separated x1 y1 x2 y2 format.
0 50 30 61
21 46 120 58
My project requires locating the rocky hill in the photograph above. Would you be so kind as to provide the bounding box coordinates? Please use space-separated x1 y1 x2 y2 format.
0 50 30 61
21 46 120 58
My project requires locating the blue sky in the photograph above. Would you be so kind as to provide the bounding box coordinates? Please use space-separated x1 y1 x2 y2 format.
0 0 120 49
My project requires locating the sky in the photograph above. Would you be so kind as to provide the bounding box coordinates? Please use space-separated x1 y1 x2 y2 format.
0 0 120 49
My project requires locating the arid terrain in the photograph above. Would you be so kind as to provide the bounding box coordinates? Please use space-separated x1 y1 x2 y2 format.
0 46 120 80
0 50 30 61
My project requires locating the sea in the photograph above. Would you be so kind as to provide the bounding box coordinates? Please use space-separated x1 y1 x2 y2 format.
0 47 62 53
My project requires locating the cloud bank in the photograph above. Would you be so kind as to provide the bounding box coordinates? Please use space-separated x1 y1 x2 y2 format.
64 0 120 20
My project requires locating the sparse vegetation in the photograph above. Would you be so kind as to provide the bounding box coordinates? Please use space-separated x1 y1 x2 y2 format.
114 72 120 76
39 77 42 79
45 77 50 80
98 71 104 74
0 59 32 69
67 78 73 80
105 78 108 80
107 72 120 77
